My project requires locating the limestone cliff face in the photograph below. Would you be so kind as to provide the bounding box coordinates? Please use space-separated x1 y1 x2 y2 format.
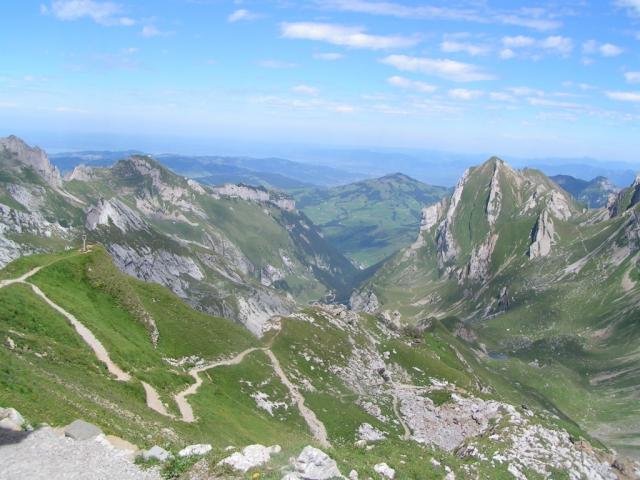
461 233 499 282
529 210 555 258
349 289 380 314
435 169 469 268
0 135 62 188
213 184 296 211
85 198 148 233
485 162 502 227
0 203 70 267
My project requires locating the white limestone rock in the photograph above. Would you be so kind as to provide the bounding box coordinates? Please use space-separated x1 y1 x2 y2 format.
142 445 172 462
85 198 148 233
373 463 395 479
357 423 386 442
0 135 62 188
529 210 555 258
349 289 379 314
218 444 281 472
291 446 342 480
178 444 212 457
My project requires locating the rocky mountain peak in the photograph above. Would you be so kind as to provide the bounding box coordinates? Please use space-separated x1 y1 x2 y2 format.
0 135 62 188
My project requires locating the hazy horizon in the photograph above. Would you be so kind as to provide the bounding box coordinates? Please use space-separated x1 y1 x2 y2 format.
2 1 640 162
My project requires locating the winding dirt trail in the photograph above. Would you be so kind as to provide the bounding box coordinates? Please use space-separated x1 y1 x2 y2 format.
29 281 132 381
1 265 130 381
142 381 172 417
173 338 332 447
174 347 261 423
389 382 412 441
2 260 330 440
264 349 331 448
0 261 177 418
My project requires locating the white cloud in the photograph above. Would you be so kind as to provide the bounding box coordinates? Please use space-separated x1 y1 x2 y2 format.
380 54 495 82
387 75 437 93
227 9 259 23
508 86 544 96
606 91 640 102
257 60 297 69
440 40 489 56
539 36 573 56
528 97 583 109
625 72 640 83
500 35 572 57
322 0 561 30
43 0 135 26
583 40 623 57
141 25 172 37
617 0 640 14
489 92 515 102
499 48 515 59
448 88 484 100
292 85 319 95
313 52 345 60
281 22 419 50
332 104 356 113
502 35 535 48
599 43 623 57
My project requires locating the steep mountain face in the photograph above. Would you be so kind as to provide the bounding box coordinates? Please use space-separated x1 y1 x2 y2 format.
355 157 640 457
0 136 357 335
293 173 449 267
0 137 85 266
551 174 619 208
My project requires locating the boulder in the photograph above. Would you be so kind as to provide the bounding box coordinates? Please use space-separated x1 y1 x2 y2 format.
0 417 22 432
64 420 102 441
357 423 386 442
373 463 395 479
348 470 359 480
291 446 342 480
218 444 281 472
142 445 172 462
178 444 212 457
0 407 25 428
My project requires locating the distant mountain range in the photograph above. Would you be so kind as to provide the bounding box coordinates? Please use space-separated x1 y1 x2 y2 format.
50 148 640 192
551 174 619 208
51 150 366 189
293 173 449 267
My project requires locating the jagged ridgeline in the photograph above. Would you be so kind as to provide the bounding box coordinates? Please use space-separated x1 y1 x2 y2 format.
354 157 640 457
0 136 358 335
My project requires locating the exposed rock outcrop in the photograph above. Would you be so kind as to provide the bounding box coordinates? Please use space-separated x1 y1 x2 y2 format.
287 446 342 480
349 289 380 314
213 184 296 211
0 135 62 188
435 169 470 267
486 161 502 226
85 198 148 233
461 233 498 282
218 444 281 472
529 210 555 258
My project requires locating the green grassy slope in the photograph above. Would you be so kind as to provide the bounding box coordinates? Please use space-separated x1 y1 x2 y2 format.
293 173 449 267
2 247 613 478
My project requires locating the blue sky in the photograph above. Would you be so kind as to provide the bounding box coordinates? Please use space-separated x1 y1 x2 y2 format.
1 0 640 160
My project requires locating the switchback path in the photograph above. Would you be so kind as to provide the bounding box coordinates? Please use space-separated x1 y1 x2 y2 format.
173 332 332 447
